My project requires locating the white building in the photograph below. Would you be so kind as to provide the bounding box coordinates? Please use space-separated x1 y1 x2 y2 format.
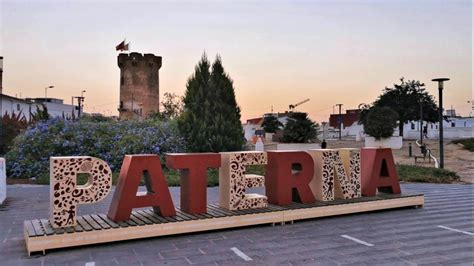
338 115 473 140
0 94 37 121
25 97 80 120
403 116 474 139
0 94 81 121
243 113 291 141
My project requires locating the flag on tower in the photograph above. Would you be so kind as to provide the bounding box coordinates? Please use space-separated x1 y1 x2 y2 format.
116 39 130 51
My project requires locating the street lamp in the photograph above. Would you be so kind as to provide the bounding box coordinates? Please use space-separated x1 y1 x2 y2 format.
432 78 450 169
336 104 343 140
419 99 423 144
44 85 54 98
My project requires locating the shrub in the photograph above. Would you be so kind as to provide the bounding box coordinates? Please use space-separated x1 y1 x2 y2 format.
396 164 460 183
452 138 474 152
6 118 185 179
362 106 398 140
0 112 29 155
262 115 283 133
281 112 318 143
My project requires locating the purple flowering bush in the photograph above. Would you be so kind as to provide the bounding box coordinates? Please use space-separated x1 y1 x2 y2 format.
6 118 186 179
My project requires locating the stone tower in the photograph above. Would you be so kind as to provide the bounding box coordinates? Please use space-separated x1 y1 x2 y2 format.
117 52 162 119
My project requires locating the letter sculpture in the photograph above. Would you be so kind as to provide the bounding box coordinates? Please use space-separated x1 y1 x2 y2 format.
166 153 221 214
219 151 267 210
50 157 112 228
307 149 361 201
108 155 176 221
361 148 401 197
265 151 315 205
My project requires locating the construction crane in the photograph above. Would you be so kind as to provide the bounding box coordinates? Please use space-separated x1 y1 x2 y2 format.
289 98 310 112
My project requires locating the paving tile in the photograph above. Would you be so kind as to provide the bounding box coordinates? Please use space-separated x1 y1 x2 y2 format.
160 248 204 259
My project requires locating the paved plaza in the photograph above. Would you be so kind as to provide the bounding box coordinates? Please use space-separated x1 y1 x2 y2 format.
1 183 473 265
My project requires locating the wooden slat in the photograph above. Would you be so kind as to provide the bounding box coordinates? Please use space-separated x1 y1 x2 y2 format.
73 222 84 233
178 211 200 220
198 212 213 219
132 212 153 225
174 210 193 221
163 216 179 223
205 208 225 218
211 204 239 216
91 214 111 229
39 219 55 235
136 210 162 224
143 209 169 223
117 221 129 227
64 226 75 233
24 221 36 237
191 213 208 219
266 204 286 212
97 214 120 229
52 226 65 234
83 215 102 230
129 214 145 226
125 219 138 226
77 216 93 231
31 220 45 236
208 205 235 216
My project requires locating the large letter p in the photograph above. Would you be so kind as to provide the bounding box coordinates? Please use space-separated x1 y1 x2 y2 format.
50 157 112 228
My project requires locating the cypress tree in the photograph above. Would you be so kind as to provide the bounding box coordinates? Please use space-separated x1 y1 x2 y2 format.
179 53 244 152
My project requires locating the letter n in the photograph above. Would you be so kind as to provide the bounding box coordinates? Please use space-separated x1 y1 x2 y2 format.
107 155 175 221
361 148 401 197
307 149 361 201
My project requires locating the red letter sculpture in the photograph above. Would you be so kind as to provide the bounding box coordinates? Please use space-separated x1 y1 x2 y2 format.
166 153 221 214
108 155 175 221
361 148 401 197
266 151 315 205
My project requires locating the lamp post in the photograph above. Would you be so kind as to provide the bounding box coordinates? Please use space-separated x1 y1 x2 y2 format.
419 99 423 144
44 85 54 98
432 78 450 169
336 104 343 140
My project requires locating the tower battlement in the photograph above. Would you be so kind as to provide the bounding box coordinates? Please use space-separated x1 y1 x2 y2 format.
118 52 162 69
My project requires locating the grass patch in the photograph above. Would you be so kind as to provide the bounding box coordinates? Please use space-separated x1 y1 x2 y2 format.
34 168 221 187
451 138 474 152
396 164 460 183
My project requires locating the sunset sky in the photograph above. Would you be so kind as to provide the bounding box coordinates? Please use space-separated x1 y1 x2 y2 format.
1 0 472 122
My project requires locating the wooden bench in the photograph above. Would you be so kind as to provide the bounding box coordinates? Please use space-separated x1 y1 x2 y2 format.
24 193 424 256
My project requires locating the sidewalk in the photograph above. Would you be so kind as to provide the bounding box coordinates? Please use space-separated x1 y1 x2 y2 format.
1 184 473 265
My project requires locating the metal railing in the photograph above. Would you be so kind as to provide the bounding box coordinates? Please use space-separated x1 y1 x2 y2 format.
415 140 439 168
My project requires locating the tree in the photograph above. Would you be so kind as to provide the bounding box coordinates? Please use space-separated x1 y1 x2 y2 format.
362 106 398 140
161 92 183 120
31 104 50 122
149 92 184 121
361 78 438 137
281 112 318 143
0 111 28 155
178 54 244 152
261 115 283 133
